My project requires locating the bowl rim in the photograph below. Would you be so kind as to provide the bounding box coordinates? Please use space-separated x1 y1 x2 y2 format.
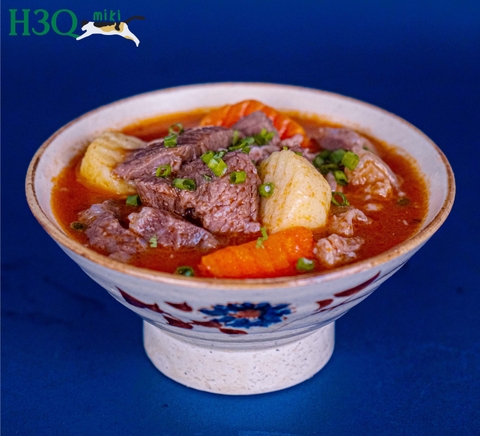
25 82 456 290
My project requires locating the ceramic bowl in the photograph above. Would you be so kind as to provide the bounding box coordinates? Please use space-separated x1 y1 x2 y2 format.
26 83 455 395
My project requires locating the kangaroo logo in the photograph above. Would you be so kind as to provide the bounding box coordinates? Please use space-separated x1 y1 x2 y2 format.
76 16 144 46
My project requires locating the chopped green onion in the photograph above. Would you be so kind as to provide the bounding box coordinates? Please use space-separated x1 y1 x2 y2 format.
334 170 348 186
256 226 268 249
149 235 158 248
342 151 359 170
70 221 86 232
319 163 338 174
397 197 410 206
312 154 325 168
242 146 251 154
203 174 212 182
126 194 141 206
259 182 275 197
201 151 215 164
283 146 289 151
296 257 315 272
254 129 275 145
175 266 195 276
294 151 303 156
232 130 240 146
230 170 247 184
319 150 331 160
330 148 346 164
331 191 350 206
207 157 228 177
173 178 196 191
168 123 184 135
155 164 172 178
163 134 177 148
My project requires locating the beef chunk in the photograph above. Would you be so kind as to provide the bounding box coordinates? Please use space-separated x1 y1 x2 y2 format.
176 152 262 236
135 176 178 210
114 126 233 181
313 127 378 154
128 207 219 250
233 111 278 138
78 200 146 261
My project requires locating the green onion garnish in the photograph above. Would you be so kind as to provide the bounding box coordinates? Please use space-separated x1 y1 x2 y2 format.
342 151 359 170
283 146 289 151
253 128 275 145
173 178 196 191
319 163 338 174
126 194 141 206
163 134 178 148
168 123 184 135
207 157 228 177
203 174 212 182
201 151 215 164
230 170 247 184
175 266 195 276
331 191 350 206
149 235 158 248
70 221 86 232
259 182 275 197
256 226 268 249
201 151 228 177
397 197 410 206
312 154 325 168
232 130 240 146
296 257 315 272
330 148 346 164
155 164 172 178
334 170 348 186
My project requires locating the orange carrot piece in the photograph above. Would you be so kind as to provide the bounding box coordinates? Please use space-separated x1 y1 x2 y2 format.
199 227 314 278
200 100 310 147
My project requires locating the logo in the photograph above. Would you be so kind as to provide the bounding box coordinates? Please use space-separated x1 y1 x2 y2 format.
9 9 145 46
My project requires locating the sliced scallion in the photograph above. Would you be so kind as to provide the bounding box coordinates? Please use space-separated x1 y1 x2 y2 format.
173 178 196 191
175 266 195 276
319 163 338 175
330 148 346 164
259 182 275 197
342 151 359 170
126 194 141 206
296 257 315 272
155 164 172 178
334 170 348 186
149 235 158 248
331 191 350 206
168 123 184 135
163 134 177 148
256 226 268 249
70 221 86 232
232 130 240 146
230 170 247 184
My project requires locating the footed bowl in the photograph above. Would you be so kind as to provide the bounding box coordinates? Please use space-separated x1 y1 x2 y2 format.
26 83 455 395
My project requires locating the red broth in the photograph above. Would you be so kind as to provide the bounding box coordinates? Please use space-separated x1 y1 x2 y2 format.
51 109 428 276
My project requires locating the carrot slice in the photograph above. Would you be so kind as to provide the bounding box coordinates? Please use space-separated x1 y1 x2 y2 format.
199 227 315 278
200 100 310 147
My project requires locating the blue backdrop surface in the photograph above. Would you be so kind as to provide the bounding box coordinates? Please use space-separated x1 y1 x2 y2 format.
2 1 479 434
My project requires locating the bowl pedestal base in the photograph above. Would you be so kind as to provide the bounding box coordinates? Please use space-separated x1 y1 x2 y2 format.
143 321 335 395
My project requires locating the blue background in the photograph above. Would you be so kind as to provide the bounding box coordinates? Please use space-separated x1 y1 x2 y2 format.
2 0 479 434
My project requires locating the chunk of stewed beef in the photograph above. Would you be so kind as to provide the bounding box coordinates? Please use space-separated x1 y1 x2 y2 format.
128 207 219 250
313 127 378 154
114 126 233 181
78 200 146 261
175 152 262 236
135 176 178 210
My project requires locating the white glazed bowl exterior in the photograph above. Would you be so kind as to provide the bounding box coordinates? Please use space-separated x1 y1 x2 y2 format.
26 83 455 351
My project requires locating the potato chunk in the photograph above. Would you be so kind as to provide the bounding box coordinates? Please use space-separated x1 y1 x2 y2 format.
258 150 331 233
79 132 145 195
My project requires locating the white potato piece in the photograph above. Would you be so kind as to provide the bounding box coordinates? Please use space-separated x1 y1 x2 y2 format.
79 131 145 195
258 150 332 233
